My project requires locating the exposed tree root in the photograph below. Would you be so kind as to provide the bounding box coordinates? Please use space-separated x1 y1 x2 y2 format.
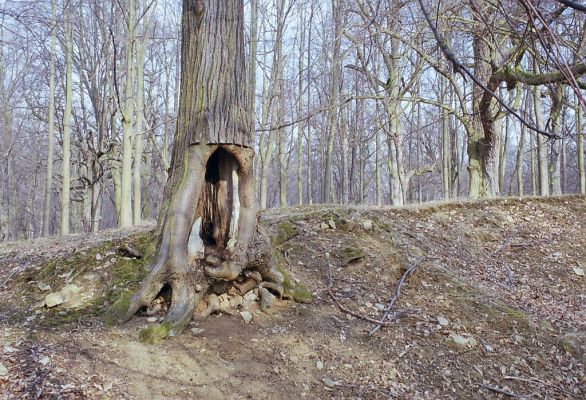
108 144 309 343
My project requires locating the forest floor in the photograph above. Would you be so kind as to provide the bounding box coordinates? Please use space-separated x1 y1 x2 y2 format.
0 195 585 399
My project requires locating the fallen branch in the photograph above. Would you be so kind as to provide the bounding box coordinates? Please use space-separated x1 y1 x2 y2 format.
503 375 575 397
493 231 517 286
369 256 429 335
478 383 521 398
327 287 396 326
19 369 50 399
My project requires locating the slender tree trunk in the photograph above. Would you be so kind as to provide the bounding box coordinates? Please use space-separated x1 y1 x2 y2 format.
375 124 381 206
515 115 525 196
277 78 287 207
441 88 450 200
306 5 314 205
534 84 549 196
498 115 508 195
550 86 563 195
323 0 341 203
120 0 136 227
577 95 585 194
60 15 73 235
258 0 285 209
42 0 57 237
133 7 147 224
296 10 305 206
530 133 537 195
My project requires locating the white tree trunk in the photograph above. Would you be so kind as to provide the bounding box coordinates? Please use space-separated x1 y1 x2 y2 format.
577 95 585 194
60 15 73 235
120 0 136 227
42 0 57 237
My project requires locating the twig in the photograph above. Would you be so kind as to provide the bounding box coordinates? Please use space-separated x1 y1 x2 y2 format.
1 263 25 288
503 375 575 397
478 383 521 398
494 231 517 286
327 287 396 326
369 256 428 335
19 369 50 399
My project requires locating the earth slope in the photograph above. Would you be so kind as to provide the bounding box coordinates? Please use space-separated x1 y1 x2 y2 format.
0 196 584 399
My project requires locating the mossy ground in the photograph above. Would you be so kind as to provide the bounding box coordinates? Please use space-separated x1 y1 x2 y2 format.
3 228 155 329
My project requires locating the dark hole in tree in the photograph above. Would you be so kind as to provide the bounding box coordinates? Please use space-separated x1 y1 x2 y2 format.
200 148 239 248
138 283 172 315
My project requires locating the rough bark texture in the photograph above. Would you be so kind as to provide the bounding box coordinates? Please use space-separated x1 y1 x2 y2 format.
115 0 303 340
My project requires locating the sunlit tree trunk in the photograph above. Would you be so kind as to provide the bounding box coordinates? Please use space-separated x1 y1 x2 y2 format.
120 0 136 227
323 0 341 203
515 113 526 196
577 95 585 194
296 8 305 206
534 84 549 196
530 133 537 196
60 13 73 235
133 1 149 224
42 0 57 237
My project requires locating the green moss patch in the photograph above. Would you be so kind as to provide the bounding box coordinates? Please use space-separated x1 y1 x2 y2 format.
104 291 134 325
139 322 171 344
273 253 312 304
272 222 299 246
340 246 365 265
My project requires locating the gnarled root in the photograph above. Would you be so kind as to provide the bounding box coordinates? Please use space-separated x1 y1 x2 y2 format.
113 144 311 343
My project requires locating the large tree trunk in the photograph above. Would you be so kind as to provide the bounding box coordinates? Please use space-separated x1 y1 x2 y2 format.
117 0 303 340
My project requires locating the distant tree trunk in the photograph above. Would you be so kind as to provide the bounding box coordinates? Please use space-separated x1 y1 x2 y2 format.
441 78 450 200
534 84 549 196
577 95 585 194
258 0 285 209
296 9 305 206
120 0 136 227
323 0 341 203
42 0 57 237
133 2 149 224
60 14 73 235
120 0 294 339
530 133 537 196
515 111 526 196
277 82 287 207
549 86 563 195
306 5 314 205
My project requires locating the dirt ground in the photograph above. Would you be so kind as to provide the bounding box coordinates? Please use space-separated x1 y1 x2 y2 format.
0 196 584 399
